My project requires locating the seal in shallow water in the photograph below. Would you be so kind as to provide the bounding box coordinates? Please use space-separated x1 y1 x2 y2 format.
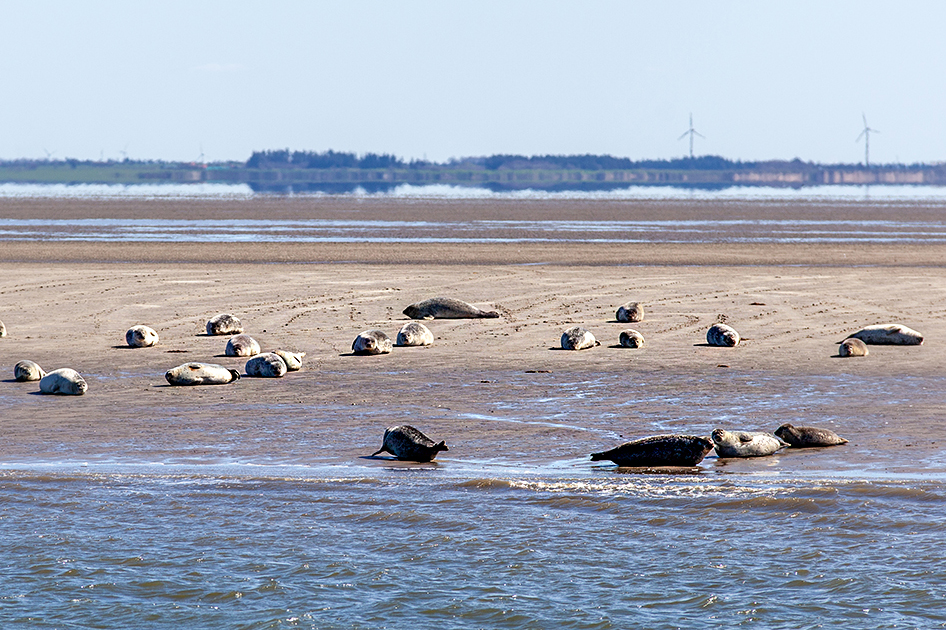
846 323 923 346
165 362 241 385
352 330 393 355
126 325 159 348
561 326 599 350
616 302 644 323
272 349 305 371
206 313 244 336
590 435 714 467
226 334 260 357
396 322 434 346
245 353 288 378
838 337 869 357
707 323 740 347
774 423 848 447
14 360 46 382
403 297 499 320
711 428 786 458
371 425 448 462
619 329 644 348
39 368 88 395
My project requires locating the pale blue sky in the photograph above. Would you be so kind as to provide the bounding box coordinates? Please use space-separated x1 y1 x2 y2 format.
2 1 943 164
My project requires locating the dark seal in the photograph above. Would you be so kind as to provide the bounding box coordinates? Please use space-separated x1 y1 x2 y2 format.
774 423 848 447
371 425 448 462
590 435 714 467
403 297 500 320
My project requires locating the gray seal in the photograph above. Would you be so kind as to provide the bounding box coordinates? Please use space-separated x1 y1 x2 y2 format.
775 423 849 448
226 334 261 357
711 428 786 458
371 425 448 462
561 326 599 351
846 324 923 346
403 297 499 320
616 302 644 323
165 362 241 386
206 313 244 336
590 435 714 467
272 350 305 371
14 360 46 382
39 368 88 395
619 329 644 348
245 353 288 378
838 337 869 357
352 330 393 355
707 323 740 347
396 322 434 346
126 325 159 348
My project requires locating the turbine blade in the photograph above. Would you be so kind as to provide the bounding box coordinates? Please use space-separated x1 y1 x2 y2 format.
678 131 690 141
694 131 706 139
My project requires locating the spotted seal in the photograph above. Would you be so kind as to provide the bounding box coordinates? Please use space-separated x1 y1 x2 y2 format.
774 423 849 447
711 428 786 458
707 323 740 347
619 329 645 348
846 324 923 346
590 435 714 467
39 368 88 395
126 325 159 348
272 350 305 371
371 425 448 462
14 360 46 382
561 326 599 351
403 297 499 320
396 321 434 346
226 334 260 357
245 353 288 378
206 313 244 336
352 330 393 355
838 337 869 357
165 362 241 386
616 302 644 323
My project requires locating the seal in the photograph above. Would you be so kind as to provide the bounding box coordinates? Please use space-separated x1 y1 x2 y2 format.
0 318 6 337
272 349 305 371
245 353 288 378
371 425 448 462
14 360 46 382
403 297 499 320
616 302 644 323
774 423 849 447
126 325 159 348
226 334 261 357
590 435 714 467
39 368 88 395
619 329 645 348
838 337 869 357
352 330 393 355
706 323 740 347
561 326 599 351
846 323 923 346
206 313 244 336
711 428 786 458
165 362 241 386
396 322 434 347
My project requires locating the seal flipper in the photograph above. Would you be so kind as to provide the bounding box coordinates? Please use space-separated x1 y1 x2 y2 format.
371 446 391 457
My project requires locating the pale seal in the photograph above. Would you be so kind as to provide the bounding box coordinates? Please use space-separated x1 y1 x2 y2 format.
245 353 288 378
846 324 923 346
226 334 260 357
0 319 6 337
774 423 849 448
14 360 46 382
272 350 305 371
616 302 644 323
165 362 241 386
396 322 434 347
591 435 714 467
838 337 869 357
206 313 244 336
707 323 740 347
619 329 644 348
711 428 787 458
352 330 393 355
561 326 599 351
371 425 448 462
126 325 159 348
403 297 499 320
39 368 88 396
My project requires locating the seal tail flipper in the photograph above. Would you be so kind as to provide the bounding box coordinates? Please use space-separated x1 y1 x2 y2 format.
371 447 389 457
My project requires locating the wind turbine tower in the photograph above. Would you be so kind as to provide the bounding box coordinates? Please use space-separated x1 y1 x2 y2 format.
856 114 879 167
678 113 705 159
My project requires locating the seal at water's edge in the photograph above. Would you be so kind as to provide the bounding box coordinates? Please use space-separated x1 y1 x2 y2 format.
245 353 288 378
14 360 46 382
396 321 434 346
126 325 159 348
774 423 849 447
272 349 305 371
707 323 740 347
616 302 644 323
39 368 88 395
561 326 599 351
590 435 714 467
619 329 645 348
838 337 869 357
711 428 786 458
846 323 923 346
165 362 241 386
206 313 244 336
352 330 393 355
226 334 260 357
403 297 500 320
371 425 448 462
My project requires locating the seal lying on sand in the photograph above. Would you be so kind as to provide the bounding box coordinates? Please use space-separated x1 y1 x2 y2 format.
590 435 714 467
273 349 305 371
0 319 6 337
165 362 241 386
619 329 645 348
838 337 869 357
616 302 644 323
403 297 500 320
561 326 599 350
396 322 434 346
245 353 288 378
371 425 448 462
352 330 393 355
206 313 244 336
707 323 740 347
846 324 923 345
14 360 46 382
775 423 848 447
126 325 159 348
711 428 786 458
39 368 88 395
226 334 260 357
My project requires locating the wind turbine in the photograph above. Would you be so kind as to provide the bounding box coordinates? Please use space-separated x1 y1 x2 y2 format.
42 148 55 161
856 114 879 167
678 113 704 159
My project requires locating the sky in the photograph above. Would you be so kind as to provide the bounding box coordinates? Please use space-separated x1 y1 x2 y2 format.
2 1 944 165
